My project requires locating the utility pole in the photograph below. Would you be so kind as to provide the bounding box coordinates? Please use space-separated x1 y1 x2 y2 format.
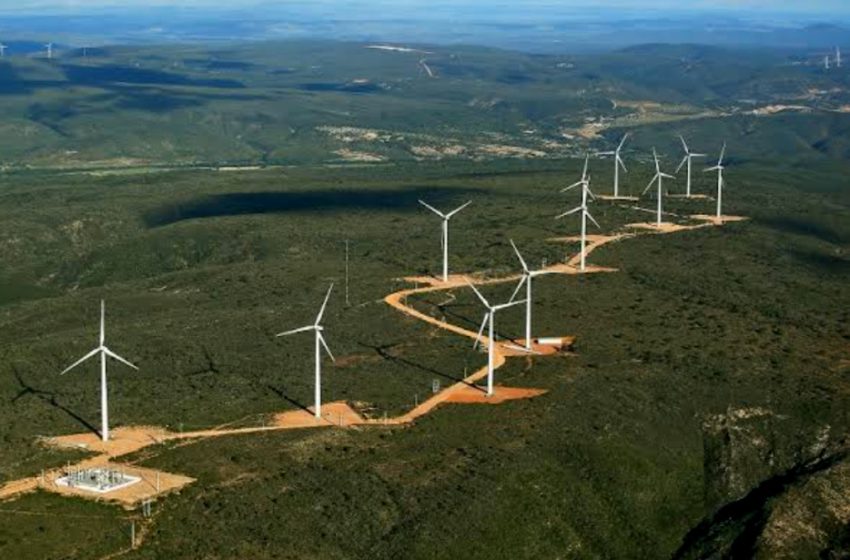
344 240 351 307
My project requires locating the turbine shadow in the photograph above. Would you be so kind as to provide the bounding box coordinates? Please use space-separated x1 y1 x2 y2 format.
264 384 313 414
424 298 523 343
10 366 101 437
357 341 478 389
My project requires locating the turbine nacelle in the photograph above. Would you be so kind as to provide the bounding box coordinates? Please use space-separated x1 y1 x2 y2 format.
418 199 471 221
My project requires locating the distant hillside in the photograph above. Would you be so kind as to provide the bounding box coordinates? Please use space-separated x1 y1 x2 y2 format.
0 40 848 169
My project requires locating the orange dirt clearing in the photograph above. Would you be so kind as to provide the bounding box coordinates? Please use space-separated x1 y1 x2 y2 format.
442 385 548 404
690 214 749 225
625 222 709 233
499 338 573 357
547 233 628 244
668 194 713 200
44 463 194 508
272 402 365 428
45 426 171 458
400 274 472 288
597 195 640 201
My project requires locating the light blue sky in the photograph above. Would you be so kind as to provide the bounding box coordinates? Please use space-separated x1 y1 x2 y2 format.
0 0 846 12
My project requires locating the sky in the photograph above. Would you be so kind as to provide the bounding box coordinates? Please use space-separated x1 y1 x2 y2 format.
0 0 846 14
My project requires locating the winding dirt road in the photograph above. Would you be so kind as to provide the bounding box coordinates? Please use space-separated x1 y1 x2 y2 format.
0 214 744 509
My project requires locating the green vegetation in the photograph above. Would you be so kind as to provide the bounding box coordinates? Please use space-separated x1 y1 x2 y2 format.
1 40 850 169
0 40 848 559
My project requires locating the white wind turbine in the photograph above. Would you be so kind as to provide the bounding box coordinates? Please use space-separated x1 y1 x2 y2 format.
599 133 629 198
45 42 53 59
276 284 335 419
419 199 472 282
60 301 138 442
0 44 7 57
837 46 843 68
468 280 525 396
557 155 600 272
508 239 550 350
704 143 727 221
643 148 675 227
675 135 706 198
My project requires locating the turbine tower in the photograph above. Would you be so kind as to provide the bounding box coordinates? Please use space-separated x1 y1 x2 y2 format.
704 143 727 222
825 55 831 70
60 301 138 442
0 44 7 57
45 42 53 60
557 155 600 272
418 199 472 282
837 46 842 68
599 133 629 198
508 239 550 350
675 135 706 198
643 148 674 227
276 284 335 419
468 280 524 397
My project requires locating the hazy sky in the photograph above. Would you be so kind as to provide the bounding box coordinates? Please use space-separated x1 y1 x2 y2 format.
0 0 846 13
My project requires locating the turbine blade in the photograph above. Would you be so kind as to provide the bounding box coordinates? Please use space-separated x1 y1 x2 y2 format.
465 278 490 308
445 200 472 219
314 284 334 326
675 155 688 174
318 333 336 362
586 183 597 201
617 133 629 151
661 173 675 179
561 181 582 193
555 206 582 219
100 300 105 346
509 239 529 272
704 165 721 173
582 154 589 180
508 275 527 303
60 347 101 375
652 148 661 173
276 325 314 337
642 175 658 195
586 211 601 230
103 347 139 370
718 142 726 164
617 155 628 173
418 199 446 218
679 134 689 154
473 312 489 350
495 298 526 311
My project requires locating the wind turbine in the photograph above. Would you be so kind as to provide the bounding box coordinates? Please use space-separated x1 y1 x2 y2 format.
59 301 138 442
643 148 675 227
704 143 727 222
837 46 842 68
556 155 600 272
45 42 53 60
508 239 550 350
0 44 7 58
418 199 472 282
468 280 525 397
675 135 706 198
599 133 629 198
276 284 335 419
825 55 831 70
